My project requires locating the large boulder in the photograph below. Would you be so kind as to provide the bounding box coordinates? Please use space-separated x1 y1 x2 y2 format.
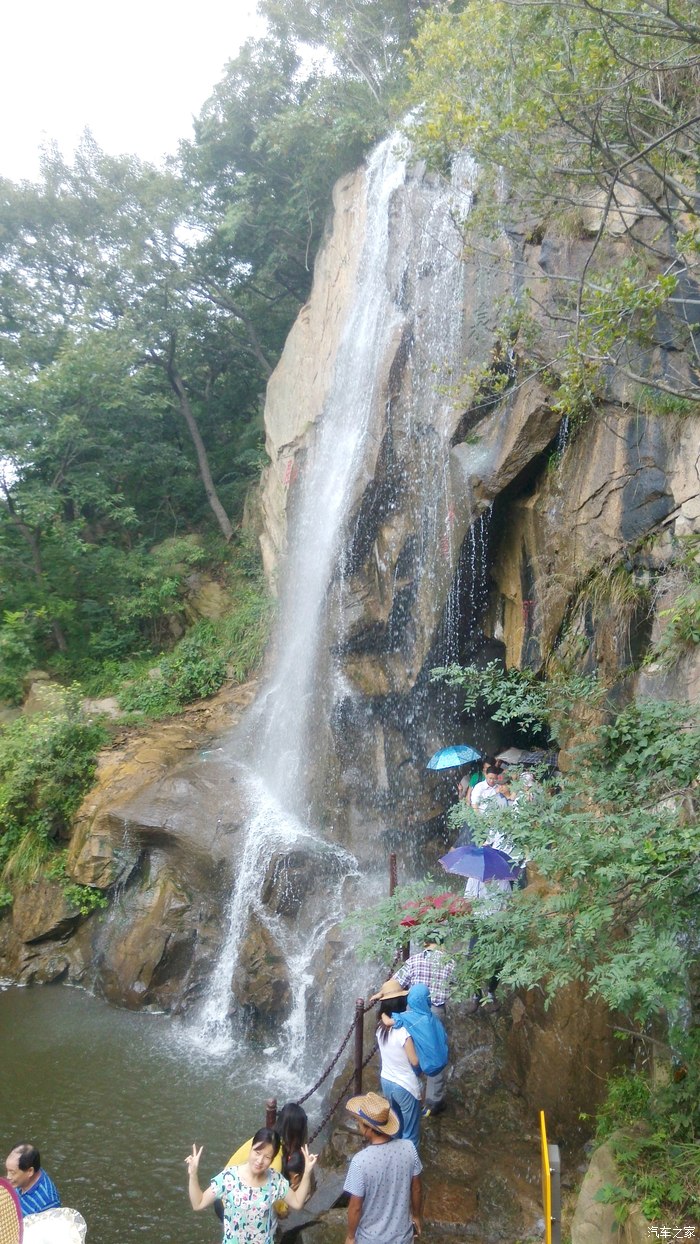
570 1136 651 1244
11 879 80 945
230 912 292 1033
97 865 198 1010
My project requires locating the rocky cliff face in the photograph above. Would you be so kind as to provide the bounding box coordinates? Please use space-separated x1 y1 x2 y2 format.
259 152 700 839
2 143 697 1200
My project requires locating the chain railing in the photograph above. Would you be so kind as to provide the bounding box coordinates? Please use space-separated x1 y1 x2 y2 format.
297 997 375 1107
308 1043 378 1144
265 999 377 1142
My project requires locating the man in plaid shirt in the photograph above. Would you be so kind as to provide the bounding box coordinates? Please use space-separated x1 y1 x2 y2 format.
369 935 454 1116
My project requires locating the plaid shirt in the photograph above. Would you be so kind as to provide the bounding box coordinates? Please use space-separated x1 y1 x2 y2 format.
395 948 454 1006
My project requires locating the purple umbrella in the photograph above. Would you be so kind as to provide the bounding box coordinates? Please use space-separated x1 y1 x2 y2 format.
439 845 518 882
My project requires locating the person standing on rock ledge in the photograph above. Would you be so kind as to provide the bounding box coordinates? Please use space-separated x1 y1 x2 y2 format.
343 1091 422 1244
370 930 454 1117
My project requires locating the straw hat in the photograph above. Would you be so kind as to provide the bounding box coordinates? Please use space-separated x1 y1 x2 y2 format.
345 1091 401 1136
378 984 409 1001
0 1179 21 1244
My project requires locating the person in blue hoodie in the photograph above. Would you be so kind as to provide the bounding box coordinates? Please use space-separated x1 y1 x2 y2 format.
391 984 449 1119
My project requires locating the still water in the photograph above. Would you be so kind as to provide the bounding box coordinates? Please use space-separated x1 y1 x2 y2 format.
1 984 307 1243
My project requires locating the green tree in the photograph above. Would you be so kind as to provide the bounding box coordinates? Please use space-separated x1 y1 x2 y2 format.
406 0 700 413
259 0 437 103
0 142 250 544
182 32 382 321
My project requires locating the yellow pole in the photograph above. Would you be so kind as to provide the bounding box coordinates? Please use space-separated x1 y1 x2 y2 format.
540 1110 552 1244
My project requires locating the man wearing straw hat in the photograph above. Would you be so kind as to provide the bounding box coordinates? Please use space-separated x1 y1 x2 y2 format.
343 1091 422 1243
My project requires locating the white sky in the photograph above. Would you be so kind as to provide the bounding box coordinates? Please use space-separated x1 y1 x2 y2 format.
1 1 266 183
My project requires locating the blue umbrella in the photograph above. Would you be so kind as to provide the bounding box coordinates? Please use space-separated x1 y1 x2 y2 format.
426 744 481 770
439 845 517 882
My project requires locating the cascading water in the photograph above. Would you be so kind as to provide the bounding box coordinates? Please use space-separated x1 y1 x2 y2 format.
191 772 357 1091
193 135 478 1075
253 138 409 814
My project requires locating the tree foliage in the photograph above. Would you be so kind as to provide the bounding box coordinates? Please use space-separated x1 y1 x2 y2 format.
0 698 108 881
593 1047 700 1223
0 11 392 687
407 0 700 414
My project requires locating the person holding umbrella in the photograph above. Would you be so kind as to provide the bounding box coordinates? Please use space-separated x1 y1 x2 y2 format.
439 843 517 905
439 844 519 1009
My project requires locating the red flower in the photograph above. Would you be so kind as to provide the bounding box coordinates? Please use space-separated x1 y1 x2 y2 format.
398 892 470 925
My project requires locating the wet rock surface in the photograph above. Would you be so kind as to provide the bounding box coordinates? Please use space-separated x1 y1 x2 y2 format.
230 911 293 1033
0 681 258 1007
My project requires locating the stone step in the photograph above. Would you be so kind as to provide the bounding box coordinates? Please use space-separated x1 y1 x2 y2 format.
279 1170 348 1240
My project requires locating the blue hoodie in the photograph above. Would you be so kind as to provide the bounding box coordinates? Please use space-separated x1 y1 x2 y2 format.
392 983 448 1075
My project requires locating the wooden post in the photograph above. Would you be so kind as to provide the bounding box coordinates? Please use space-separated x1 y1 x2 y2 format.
390 852 410 959
389 852 398 896
266 1097 277 1129
354 999 365 1096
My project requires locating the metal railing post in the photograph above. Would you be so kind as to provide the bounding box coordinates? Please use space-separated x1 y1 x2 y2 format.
354 999 365 1096
548 1143 561 1244
266 1097 277 1129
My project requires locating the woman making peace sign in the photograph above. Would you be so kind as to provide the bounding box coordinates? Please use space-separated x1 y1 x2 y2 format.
185 1129 317 1244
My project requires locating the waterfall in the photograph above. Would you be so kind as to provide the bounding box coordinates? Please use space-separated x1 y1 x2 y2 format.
253 137 409 813
190 772 357 1084
194 135 476 1064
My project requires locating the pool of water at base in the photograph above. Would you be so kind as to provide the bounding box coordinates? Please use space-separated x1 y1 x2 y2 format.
0 983 303 1243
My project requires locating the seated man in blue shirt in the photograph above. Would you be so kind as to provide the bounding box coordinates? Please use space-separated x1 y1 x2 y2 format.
5 1143 61 1216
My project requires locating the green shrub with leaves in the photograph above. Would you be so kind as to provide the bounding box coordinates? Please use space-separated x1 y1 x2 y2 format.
592 1036 700 1224
45 853 109 917
113 535 272 719
653 534 700 663
118 620 227 717
55 536 213 675
0 699 108 881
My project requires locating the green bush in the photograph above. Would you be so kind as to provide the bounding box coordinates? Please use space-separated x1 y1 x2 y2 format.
654 534 700 664
0 699 108 880
118 620 228 717
45 853 109 916
593 1036 700 1224
115 543 272 719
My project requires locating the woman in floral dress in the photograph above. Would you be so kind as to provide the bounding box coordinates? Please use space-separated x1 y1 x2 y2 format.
186 1128 317 1244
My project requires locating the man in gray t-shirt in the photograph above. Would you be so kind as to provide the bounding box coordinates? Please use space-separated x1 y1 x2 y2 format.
343 1091 422 1243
